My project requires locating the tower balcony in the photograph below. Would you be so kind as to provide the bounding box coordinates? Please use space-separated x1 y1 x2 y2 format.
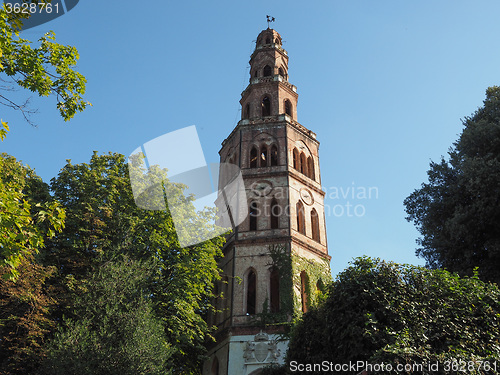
240 76 297 100
236 114 316 140
253 43 287 56
248 75 296 92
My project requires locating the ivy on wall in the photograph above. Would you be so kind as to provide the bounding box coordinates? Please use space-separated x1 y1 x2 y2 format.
252 244 331 332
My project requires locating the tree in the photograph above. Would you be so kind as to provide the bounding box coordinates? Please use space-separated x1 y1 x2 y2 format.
0 154 66 374
404 86 500 284
0 254 57 375
0 1 88 278
40 256 172 375
0 153 65 280
48 152 224 373
276 257 500 375
1 2 89 125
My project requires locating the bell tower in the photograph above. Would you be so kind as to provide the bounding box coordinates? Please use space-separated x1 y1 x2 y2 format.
203 27 331 375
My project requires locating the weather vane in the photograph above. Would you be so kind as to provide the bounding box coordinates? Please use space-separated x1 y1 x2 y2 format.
266 15 275 28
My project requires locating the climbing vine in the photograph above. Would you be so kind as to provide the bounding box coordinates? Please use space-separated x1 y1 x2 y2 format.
291 250 331 312
253 243 331 332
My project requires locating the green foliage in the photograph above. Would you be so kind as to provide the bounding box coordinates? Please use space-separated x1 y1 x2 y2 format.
291 253 331 312
253 244 294 327
261 363 287 375
40 256 172 375
0 253 57 375
405 86 500 284
254 244 331 334
48 151 224 373
0 2 89 123
0 119 9 140
284 257 500 374
0 153 65 280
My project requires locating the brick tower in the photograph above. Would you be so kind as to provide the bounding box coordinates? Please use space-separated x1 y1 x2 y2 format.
203 28 331 375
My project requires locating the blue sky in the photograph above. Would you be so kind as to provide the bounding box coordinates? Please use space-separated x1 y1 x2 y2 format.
2 0 500 277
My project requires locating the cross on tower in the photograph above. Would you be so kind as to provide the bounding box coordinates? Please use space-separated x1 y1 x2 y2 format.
266 15 275 28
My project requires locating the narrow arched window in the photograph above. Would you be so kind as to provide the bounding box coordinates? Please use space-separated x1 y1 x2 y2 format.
316 278 324 293
211 357 219 375
300 271 308 313
247 269 256 315
284 99 292 117
249 201 258 231
296 201 305 235
250 147 258 168
263 65 272 77
293 148 299 170
279 67 285 78
270 198 279 229
307 156 315 180
262 96 271 116
300 153 307 175
270 144 278 166
260 145 267 167
311 208 320 242
244 103 250 119
270 267 280 313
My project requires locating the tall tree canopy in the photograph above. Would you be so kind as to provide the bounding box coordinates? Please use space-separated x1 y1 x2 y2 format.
0 1 88 278
267 258 500 375
0 154 64 374
404 86 500 284
47 152 225 373
0 153 65 280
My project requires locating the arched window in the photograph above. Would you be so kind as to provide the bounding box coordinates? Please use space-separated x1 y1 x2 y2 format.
296 201 305 235
316 278 324 293
311 208 320 242
307 156 315 180
279 67 285 78
250 147 258 168
262 96 271 116
249 201 258 231
300 271 308 313
266 37 271 44
293 148 299 170
270 267 280 313
270 198 279 229
300 153 307 176
284 99 292 117
211 357 219 375
244 103 250 119
247 269 257 315
263 65 272 77
270 144 278 166
260 145 268 167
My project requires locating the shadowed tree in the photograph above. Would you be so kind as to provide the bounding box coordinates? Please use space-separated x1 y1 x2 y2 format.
405 86 500 284
48 152 225 373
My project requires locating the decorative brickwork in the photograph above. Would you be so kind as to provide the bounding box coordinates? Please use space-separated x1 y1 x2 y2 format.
203 28 331 375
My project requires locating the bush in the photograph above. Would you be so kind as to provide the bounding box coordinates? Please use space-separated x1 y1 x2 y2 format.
284 257 500 374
